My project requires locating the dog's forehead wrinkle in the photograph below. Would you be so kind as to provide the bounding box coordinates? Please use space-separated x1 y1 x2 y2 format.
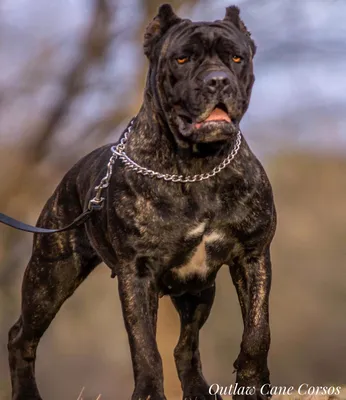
168 23 219 45
162 21 193 52
169 28 246 59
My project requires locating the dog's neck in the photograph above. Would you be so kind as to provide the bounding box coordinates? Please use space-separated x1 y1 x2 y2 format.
125 103 239 177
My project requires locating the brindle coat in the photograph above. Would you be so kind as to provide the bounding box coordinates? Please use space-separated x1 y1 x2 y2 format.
8 4 276 400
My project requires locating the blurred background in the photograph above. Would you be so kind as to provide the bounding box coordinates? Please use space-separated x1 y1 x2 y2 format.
0 0 345 399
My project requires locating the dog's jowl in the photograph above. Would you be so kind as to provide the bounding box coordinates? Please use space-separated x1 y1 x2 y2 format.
8 4 276 400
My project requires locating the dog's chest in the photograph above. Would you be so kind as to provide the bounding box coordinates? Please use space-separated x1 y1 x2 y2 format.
158 219 237 295
171 222 226 280
128 187 252 293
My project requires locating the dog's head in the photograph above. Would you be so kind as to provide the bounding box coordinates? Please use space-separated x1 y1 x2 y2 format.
143 4 256 146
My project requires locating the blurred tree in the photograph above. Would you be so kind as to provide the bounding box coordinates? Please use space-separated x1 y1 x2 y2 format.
0 0 115 327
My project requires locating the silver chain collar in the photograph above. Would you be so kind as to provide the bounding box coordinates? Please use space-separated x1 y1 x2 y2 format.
88 118 242 209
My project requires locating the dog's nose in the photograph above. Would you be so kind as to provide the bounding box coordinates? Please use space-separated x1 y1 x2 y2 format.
204 71 231 93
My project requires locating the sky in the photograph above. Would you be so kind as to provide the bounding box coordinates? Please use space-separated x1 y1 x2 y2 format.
0 0 345 153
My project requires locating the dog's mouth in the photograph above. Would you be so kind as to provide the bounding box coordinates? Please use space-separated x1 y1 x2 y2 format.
178 103 233 129
176 102 238 143
194 103 232 129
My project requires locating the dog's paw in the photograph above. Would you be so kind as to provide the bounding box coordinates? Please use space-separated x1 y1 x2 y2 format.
132 381 167 400
233 361 270 400
11 389 43 400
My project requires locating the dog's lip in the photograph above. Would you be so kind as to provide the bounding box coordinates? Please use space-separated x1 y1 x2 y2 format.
176 103 236 138
195 103 232 129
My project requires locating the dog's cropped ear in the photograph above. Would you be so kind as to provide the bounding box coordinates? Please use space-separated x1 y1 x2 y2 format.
224 6 257 57
144 4 182 59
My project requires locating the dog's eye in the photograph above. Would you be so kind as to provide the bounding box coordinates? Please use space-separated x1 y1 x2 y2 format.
177 56 189 65
232 55 242 63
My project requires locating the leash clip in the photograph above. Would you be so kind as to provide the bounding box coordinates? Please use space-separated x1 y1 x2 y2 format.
87 118 136 211
88 197 105 211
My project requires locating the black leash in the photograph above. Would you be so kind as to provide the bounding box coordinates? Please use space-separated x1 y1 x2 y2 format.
0 169 107 234
0 146 109 234
0 118 137 236
0 208 95 234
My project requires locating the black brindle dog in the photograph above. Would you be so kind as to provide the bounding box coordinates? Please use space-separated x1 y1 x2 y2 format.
7 4 276 400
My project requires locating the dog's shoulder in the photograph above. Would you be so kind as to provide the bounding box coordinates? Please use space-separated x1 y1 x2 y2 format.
45 143 117 212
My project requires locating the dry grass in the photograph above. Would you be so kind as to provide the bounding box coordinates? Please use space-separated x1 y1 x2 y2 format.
76 387 101 400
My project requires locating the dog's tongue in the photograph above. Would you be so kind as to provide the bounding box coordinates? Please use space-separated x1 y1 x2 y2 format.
206 108 230 122
195 107 231 129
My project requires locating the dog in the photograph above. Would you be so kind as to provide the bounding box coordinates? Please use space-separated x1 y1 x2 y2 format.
7 4 276 400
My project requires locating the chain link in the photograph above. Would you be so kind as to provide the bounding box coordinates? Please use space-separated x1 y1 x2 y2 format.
111 119 242 183
89 118 242 209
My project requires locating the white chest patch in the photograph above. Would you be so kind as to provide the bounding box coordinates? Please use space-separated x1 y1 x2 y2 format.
186 222 207 238
172 229 225 281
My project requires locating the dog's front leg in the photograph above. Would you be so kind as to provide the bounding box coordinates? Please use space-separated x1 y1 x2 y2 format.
229 248 272 400
171 285 223 400
117 263 165 400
